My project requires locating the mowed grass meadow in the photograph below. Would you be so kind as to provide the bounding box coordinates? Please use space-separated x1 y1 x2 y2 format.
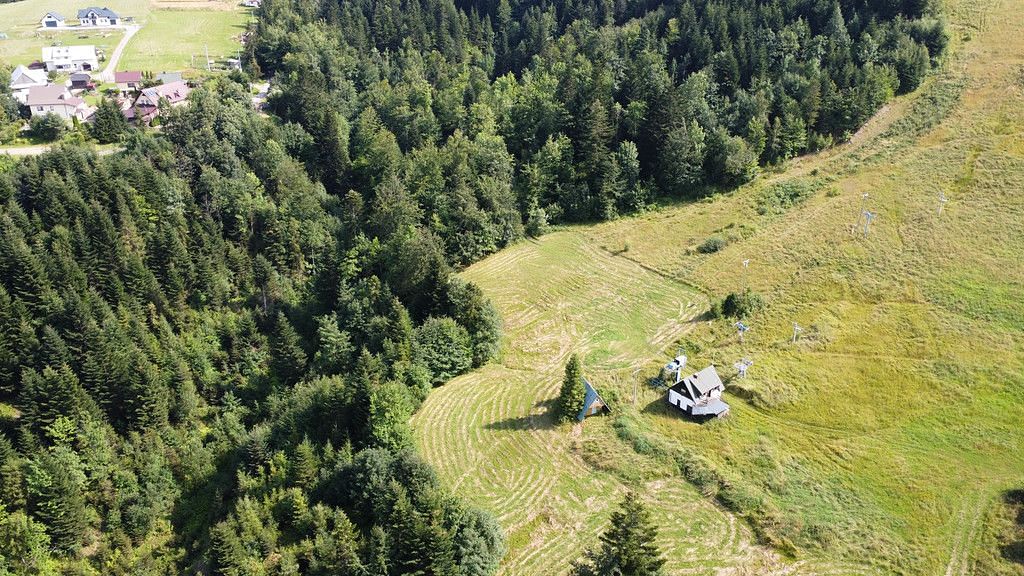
412 0 1024 574
0 0 246 73
117 7 250 72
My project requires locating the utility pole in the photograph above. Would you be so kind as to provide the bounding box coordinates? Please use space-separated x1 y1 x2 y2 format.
792 322 803 344
741 259 750 293
854 192 869 233
938 192 948 215
205 43 211 71
631 368 641 406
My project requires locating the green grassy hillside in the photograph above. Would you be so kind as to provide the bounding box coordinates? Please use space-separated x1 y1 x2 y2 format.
411 0 1024 573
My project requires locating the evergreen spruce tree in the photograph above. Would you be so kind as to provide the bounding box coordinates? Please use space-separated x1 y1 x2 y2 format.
572 491 665 576
90 98 130 144
270 312 308 387
556 354 585 422
25 450 89 555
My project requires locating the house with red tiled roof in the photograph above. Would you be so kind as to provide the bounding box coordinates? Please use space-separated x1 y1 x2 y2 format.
115 71 143 94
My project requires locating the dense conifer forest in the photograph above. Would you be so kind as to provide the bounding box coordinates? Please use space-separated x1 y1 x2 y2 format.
0 0 945 573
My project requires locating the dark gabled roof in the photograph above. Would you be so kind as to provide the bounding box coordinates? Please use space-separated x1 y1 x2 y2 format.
78 7 119 18
577 378 609 421
43 11 65 20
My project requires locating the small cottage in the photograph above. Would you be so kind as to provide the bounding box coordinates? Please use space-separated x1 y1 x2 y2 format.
667 365 729 418
577 379 610 421
40 12 66 27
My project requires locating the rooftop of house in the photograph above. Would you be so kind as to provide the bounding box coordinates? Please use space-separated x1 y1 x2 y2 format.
78 7 119 18
43 11 65 20
670 365 724 399
42 45 97 60
691 398 730 416
10 65 48 86
140 80 190 104
687 365 724 395
156 72 183 84
115 71 143 83
26 84 85 107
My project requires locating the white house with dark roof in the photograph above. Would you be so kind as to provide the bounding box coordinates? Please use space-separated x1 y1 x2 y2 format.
42 45 99 72
667 365 729 418
9 65 49 104
77 7 119 26
40 12 66 27
25 84 94 122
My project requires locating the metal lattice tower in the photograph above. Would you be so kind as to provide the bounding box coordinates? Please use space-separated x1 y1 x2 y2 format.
862 210 876 237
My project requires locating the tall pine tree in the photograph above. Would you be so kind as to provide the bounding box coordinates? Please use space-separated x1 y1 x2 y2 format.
572 491 665 576
556 354 585 422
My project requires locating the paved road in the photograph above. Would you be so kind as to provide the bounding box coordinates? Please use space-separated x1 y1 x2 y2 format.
97 25 141 82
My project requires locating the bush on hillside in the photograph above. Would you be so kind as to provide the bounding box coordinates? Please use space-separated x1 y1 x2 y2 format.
697 236 727 254
716 290 765 319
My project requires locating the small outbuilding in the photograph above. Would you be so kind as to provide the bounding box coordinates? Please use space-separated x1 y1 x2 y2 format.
69 71 94 90
577 379 610 421
667 365 729 418
41 12 66 27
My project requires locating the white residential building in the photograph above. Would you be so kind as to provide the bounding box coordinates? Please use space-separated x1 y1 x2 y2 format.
42 45 100 72
77 7 120 26
9 65 49 104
